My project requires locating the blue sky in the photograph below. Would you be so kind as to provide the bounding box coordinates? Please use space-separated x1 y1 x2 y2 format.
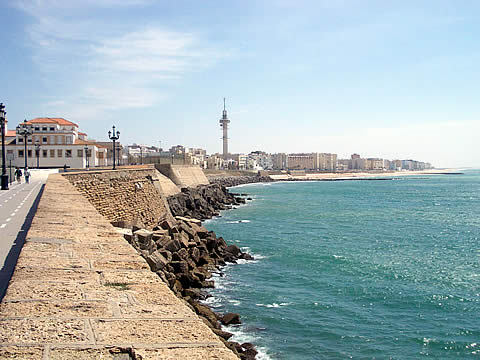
1 0 479 167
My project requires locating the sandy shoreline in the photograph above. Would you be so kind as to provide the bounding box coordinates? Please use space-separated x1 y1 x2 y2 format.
269 169 461 181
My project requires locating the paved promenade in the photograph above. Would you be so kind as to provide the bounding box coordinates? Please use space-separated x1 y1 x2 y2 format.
0 173 236 359
0 170 54 300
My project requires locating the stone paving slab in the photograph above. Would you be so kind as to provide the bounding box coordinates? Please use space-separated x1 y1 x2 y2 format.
0 173 238 360
4 281 84 301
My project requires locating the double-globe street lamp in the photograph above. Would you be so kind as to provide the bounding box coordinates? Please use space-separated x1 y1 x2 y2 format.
108 125 120 170
16 119 33 170
34 141 41 169
0 103 8 190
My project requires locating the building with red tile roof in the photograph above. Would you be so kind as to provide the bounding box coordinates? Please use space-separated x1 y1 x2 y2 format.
3 117 110 169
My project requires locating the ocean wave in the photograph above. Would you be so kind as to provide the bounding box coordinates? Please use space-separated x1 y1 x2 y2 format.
228 299 242 306
255 302 291 308
223 324 273 360
226 219 251 224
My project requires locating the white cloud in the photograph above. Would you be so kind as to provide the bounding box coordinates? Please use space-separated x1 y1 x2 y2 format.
16 0 226 122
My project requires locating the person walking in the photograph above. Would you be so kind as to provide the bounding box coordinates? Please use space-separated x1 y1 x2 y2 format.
24 167 31 184
14 167 22 184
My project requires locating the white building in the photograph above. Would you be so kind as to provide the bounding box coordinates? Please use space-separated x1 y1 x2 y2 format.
7 118 108 169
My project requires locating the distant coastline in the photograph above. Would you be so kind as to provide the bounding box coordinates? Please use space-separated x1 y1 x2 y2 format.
268 169 462 181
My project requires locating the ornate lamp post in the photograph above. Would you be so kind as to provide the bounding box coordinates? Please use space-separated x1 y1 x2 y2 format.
108 125 120 170
0 103 8 190
34 141 40 169
16 119 33 170
84 145 89 168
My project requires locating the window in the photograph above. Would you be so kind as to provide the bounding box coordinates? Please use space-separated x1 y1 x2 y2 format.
66 150 72 158
42 126 47 131
57 149 63 157
50 150 55 158
18 150 24 158
50 136 55 144
27 138 32 143
66 136 72 144
57 136 63 144
27 150 32 157
98 152 104 159
34 126 40 131
18 137 23 143
42 137 47 144
49 127 55 131
77 149 83 157
42 150 48 158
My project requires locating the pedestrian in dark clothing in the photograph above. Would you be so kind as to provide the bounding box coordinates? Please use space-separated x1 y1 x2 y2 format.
14 167 22 184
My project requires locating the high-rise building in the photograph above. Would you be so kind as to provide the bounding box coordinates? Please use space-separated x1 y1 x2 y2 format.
219 98 230 159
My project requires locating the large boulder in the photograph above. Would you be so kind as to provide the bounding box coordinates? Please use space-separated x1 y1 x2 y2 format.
225 244 241 257
145 250 169 272
221 312 241 325
163 238 181 253
133 229 154 252
191 302 220 329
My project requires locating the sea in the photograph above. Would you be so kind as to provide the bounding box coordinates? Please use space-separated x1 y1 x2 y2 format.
202 170 480 359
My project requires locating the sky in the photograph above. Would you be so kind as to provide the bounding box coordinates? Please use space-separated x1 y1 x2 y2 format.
1 0 479 168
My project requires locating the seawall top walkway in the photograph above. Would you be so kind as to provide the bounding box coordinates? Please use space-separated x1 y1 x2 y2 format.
0 173 236 359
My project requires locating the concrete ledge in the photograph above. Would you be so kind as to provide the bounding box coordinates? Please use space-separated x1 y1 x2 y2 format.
156 165 209 188
0 174 237 359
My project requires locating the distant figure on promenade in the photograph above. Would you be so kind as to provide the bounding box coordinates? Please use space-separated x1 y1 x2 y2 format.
63 164 67 172
14 167 22 184
24 167 31 184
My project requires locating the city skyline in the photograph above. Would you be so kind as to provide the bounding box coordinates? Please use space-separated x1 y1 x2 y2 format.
1 1 479 168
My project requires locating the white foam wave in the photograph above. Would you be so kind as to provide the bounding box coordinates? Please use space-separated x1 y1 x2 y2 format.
236 259 250 265
228 299 241 306
223 325 273 360
226 219 251 224
332 254 345 259
255 302 290 308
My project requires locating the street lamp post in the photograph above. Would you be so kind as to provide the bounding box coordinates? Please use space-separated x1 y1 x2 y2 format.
16 119 33 170
140 146 143 165
34 141 40 169
84 145 89 168
108 125 120 170
0 103 8 190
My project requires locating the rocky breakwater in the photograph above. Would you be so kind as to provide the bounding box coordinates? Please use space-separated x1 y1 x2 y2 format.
209 174 273 188
167 183 247 219
114 215 257 360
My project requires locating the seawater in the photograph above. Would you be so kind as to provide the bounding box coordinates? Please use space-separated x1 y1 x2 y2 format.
203 170 480 359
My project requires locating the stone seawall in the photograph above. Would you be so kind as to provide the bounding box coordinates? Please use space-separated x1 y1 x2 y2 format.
0 173 238 359
64 167 174 228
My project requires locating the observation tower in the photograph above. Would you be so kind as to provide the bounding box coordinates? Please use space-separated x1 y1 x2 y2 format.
219 98 230 159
